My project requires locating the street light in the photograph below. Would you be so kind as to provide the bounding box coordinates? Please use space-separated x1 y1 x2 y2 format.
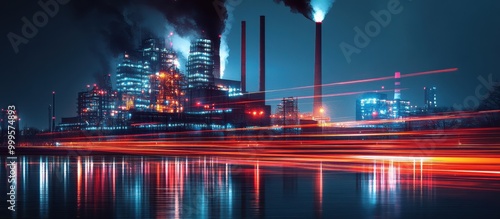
316 107 326 129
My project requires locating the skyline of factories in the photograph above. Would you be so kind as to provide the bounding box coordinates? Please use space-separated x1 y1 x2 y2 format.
9 13 461 134
4 0 490 131
2 2 500 219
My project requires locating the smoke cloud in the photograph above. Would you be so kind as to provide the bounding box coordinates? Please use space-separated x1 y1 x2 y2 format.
273 0 314 20
70 0 229 73
273 0 335 22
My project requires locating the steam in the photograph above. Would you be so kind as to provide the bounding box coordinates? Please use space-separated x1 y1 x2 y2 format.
311 0 335 22
219 1 235 79
170 32 198 71
70 0 230 75
121 5 200 71
171 33 196 60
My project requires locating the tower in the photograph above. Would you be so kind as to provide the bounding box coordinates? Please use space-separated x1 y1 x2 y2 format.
424 86 437 111
187 39 215 88
313 22 323 118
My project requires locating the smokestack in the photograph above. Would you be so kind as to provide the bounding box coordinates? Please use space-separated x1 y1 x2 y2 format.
394 72 401 100
52 91 56 132
313 22 322 117
259 16 266 100
394 72 401 119
48 105 52 132
241 21 246 93
424 87 427 106
213 37 221 79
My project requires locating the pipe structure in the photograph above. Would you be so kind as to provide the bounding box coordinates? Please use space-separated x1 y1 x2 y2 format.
241 21 247 93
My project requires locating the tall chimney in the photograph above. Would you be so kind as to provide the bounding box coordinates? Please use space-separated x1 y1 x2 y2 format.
52 91 56 132
241 21 247 93
48 105 52 132
259 16 266 100
313 22 322 117
394 72 401 100
394 72 401 119
213 37 221 79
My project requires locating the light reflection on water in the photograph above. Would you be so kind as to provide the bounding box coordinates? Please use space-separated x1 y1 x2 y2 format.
1 156 499 218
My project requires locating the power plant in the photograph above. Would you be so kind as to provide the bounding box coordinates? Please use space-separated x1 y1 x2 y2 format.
57 16 271 132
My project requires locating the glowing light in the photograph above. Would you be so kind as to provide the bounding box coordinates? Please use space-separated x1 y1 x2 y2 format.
313 10 325 22
173 59 180 68
311 0 335 22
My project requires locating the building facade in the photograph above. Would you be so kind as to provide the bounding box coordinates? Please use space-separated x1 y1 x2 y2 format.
356 92 411 121
356 93 390 121
116 51 149 111
424 86 437 111
77 85 118 127
272 97 300 126
214 78 242 97
117 38 179 111
187 39 215 88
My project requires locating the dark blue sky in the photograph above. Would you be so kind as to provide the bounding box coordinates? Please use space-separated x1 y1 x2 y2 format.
1 0 499 129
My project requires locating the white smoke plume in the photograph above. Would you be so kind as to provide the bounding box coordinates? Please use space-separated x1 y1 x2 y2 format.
311 0 335 22
122 5 198 71
219 0 237 79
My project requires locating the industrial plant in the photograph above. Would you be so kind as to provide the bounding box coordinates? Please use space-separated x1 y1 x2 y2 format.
42 15 447 136
56 16 274 134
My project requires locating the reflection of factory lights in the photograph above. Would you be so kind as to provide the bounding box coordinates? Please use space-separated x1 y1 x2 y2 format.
356 156 430 162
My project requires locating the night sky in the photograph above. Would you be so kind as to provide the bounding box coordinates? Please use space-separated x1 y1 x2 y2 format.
1 0 499 129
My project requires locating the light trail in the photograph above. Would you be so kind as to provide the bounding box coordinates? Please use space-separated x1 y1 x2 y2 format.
243 67 458 95
24 128 500 183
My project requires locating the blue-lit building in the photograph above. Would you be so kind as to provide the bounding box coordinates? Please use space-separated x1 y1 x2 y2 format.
59 83 122 131
388 99 411 119
116 51 150 111
116 38 180 111
424 86 437 111
356 93 411 121
214 78 242 97
77 85 118 127
142 38 178 74
356 93 390 121
187 39 215 88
